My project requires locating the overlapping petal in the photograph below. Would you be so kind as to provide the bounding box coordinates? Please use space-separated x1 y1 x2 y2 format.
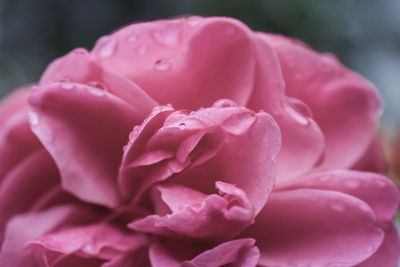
92 17 256 109
261 33 382 171
29 83 148 207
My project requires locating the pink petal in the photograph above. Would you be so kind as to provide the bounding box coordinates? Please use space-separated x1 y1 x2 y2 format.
0 205 98 267
243 189 384 266
248 36 325 181
92 17 256 109
261 33 382 171
0 149 58 244
357 222 400 267
28 223 148 265
120 103 281 214
29 83 146 207
352 134 386 173
40 48 158 113
129 183 254 240
149 238 259 267
0 89 41 181
276 170 400 222
0 87 30 125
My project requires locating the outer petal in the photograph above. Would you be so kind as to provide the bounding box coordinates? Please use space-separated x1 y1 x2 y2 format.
261 33 382 171
0 149 58 244
358 222 400 267
243 189 384 266
149 238 259 267
0 88 41 180
0 205 98 267
40 48 158 112
248 35 325 181
129 183 254 240
92 17 256 109
352 134 386 173
28 223 148 266
276 170 400 222
29 83 146 207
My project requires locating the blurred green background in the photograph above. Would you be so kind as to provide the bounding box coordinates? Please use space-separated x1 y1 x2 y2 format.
1 0 399 128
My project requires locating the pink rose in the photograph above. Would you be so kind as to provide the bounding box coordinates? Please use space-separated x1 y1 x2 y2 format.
0 16 399 267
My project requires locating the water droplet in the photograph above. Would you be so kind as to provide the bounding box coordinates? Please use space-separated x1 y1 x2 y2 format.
153 28 179 46
61 83 74 90
213 99 237 108
98 38 117 59
154 60 171 71
83 243 95 254
128 34 138 43
329 200 346 212
28 111 40 126
122 145 128 152
137 46 147 55
178 122 186 129
86 81 107 91
375 178 387 188
73 48 86 56
284 102 309 126
87 88 105 97
343 178 361 189
224 26 236 36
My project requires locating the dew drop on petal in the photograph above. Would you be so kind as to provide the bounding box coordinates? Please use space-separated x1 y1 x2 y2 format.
98 38 117 59
28 111 40 126
343 178 361 189
213 99 237 108
178 122 186 130
137 46 147 55
329 200 346 212
375 178 387 188
154 61 171 71
61 83 74 90
87 88 105 97
128 34 138 43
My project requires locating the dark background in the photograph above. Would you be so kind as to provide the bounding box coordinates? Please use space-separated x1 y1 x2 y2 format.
1 0 399 128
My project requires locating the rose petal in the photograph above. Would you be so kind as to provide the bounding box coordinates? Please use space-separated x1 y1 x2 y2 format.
149 238 259 267
248 36 325 181
243 189 384 266
92 17 256 109
40 48 158 113
0 205 98 266
261 33 382 171
0 149 58 243
129 183 254 240
29 83 146 207
357 222 400 267
276 170 400 222
28 223 148 265
352 134 386 173
0 89 41 180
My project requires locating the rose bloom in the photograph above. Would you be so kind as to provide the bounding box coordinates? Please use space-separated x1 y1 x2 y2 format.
0 16 399 267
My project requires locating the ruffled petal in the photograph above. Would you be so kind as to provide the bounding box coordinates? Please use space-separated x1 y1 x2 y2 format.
248 36 325 181
276 170 400 222
129 183 254 240
0 205 98 267
119 103 281 214
28 223 148 266
261 33 382 171
243 189 384 266
92 17 256 109
0 149 58 243
29 83 146 207
0 89 41 180
40 48 157 112
358 222 400 267
149 238 259 267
